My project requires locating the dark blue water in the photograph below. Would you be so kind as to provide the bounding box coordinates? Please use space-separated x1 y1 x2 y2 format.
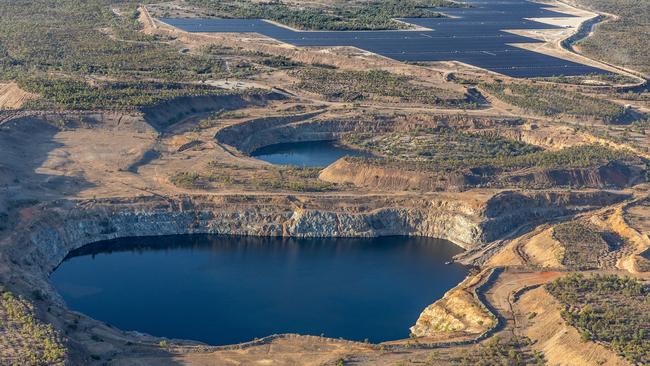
161 0 610 78
51 235 467 345
641 248 650 260
251 140 371 167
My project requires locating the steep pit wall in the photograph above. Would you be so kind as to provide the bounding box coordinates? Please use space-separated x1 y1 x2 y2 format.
8 194 483 282
480 190 628 241
5 190 628 292
140 92 285 131
215 112 389 154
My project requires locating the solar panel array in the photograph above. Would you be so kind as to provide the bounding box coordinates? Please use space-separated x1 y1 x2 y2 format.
162 0 609 78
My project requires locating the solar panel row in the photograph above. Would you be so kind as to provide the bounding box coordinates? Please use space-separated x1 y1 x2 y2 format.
161 0 610 78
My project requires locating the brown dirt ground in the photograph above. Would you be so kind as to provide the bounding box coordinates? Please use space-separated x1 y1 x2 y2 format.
514 286 629 366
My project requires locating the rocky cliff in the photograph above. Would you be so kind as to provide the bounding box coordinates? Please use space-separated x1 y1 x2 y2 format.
3 190 628 293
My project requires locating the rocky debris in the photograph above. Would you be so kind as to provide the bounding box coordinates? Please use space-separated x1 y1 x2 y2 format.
410 272 495 337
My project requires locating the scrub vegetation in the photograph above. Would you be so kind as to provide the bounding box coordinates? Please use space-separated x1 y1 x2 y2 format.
0 1 219 81
0 288 67 365
552 221 612 269
482 82 627 123
573 0 650 75
344 128 541 161
350 143 634 172
456 336 545 366
170 163 337 192
292 68 477 107
0 1 292 110
534 72 640 86
547 274 650 364
185 0 461 31
20 78 264 110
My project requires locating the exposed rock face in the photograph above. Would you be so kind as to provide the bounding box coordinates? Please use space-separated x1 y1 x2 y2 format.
502 161 645 188
12 195 484 279
215 112 387 154
215 112 327 153
5 190 628 287
410 273 495 337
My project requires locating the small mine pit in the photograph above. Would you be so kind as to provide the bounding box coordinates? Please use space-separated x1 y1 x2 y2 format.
250 140 372 168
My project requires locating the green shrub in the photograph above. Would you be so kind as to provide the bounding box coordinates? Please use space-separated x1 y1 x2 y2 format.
0 290 67 364
552 221 611 269
547 273 649 364
350 144 634 173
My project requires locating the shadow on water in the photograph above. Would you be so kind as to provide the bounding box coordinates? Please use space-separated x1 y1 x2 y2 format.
53 235 469 346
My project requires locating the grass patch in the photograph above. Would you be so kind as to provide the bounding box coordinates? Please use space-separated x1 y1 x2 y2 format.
547 273 649 364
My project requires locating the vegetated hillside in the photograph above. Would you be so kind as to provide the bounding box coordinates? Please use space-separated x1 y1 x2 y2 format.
546 274 650 364
0 1 216 80
0 1 295 110
344 128 541 161
184 0 463 31
328 143 648 191
0 288 66 365
552 221 614 269
170 163 336 192
572 0 650 75
291 68 480 108
20 78 269 111
481 81 627 123
347 137 638 172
